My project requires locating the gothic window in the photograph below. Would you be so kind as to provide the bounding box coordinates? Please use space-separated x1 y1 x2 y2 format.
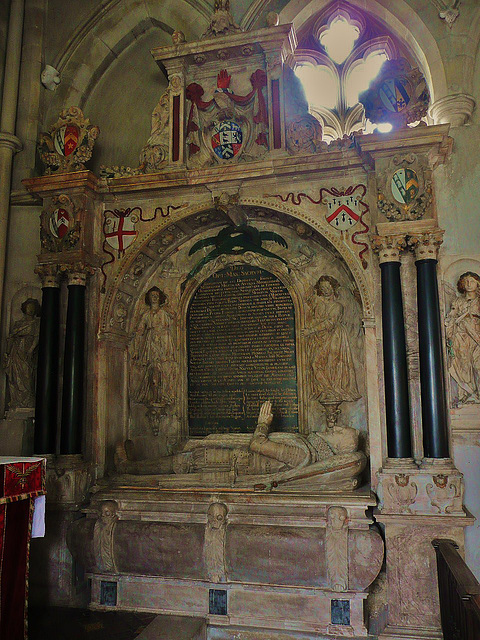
293 2 414 142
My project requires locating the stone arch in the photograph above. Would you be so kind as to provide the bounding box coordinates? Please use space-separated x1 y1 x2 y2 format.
279 0 448 102
115 204 368 440
102 200 373 333
45 0 210 126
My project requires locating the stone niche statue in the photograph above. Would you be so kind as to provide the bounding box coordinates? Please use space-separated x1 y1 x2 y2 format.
3 298 41 410
130 286 176 410
445 271 480 406
115 401 366 491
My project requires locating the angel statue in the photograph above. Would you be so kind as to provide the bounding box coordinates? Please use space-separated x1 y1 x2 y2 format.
131 287 176 409
305 275 360 405
445 271 480 405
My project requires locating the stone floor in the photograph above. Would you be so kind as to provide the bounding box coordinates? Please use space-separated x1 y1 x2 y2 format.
28 607 156 640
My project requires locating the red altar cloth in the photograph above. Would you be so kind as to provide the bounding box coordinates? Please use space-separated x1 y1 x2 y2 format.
0 457 46 640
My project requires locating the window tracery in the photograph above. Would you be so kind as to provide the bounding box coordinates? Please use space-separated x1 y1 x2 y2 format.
292 2 413 142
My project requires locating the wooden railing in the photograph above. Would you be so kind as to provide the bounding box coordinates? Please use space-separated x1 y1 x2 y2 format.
433 539 480 640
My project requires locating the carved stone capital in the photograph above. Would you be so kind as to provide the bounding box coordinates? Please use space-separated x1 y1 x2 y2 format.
44 454 95 508
0 131 22 153
35 263 60 288
429 94 476 127
371 234 408 263
59 262 95 286
407 230 444 261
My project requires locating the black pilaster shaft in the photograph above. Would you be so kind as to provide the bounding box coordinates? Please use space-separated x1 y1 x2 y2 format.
416 259 449 458
380 261 412 458
34 286 60 454
60 284 85 454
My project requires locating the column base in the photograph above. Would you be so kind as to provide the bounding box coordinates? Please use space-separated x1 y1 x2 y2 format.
379 624 442 640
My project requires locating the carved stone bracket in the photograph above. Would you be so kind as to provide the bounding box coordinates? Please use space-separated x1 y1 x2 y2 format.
429 0 460 27
407 230 444 261
371 234 408 263
379 464 464 516
429 94 475 127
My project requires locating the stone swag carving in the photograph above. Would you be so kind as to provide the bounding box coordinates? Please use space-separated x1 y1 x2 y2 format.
326 506 349 591
204 502 228 583
445 271 480 406
131 287 176 411
3 298 41 410
115 401 366 490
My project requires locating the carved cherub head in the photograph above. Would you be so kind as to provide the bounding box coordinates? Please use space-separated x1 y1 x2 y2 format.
145 286 167 308
207 502 228 530
100 500 118 522
327 506 348 530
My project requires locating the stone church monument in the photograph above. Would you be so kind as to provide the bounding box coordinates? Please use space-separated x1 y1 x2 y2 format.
2 0 480 639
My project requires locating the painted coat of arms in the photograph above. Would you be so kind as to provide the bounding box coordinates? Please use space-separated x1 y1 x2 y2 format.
359 58 430 128
40 195 81 253
38 106 99 174
186 68 267 166
211 119 243 159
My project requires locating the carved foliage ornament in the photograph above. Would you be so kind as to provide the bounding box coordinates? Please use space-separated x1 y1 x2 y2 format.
40 194 81 253
38 106 99 174
359 58 430 129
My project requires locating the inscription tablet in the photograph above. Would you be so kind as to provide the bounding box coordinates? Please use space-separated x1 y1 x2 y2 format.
187 265 298 435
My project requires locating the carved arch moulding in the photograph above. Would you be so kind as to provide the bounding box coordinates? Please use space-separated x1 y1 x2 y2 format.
100 198 374 336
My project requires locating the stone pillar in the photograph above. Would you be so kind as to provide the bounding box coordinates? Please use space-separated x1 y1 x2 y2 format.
60 268 88 455
34 264 60 454
0 0 24 308
373 235 412 459
409 232 449 459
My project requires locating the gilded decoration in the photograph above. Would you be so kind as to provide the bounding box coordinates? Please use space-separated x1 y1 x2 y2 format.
38 106 99 174
376 154 433 222
359 58 430 129
40 194 81 253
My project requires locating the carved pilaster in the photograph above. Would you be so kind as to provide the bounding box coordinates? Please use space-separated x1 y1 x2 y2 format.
371 234 408 263
204 502 228 583
407 230 444 261
93 500 118 573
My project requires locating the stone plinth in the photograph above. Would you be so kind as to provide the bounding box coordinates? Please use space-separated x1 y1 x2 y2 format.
68 487 384 637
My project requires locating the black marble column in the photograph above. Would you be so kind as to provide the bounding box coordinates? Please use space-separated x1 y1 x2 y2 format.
60 276 86 455
34 271 60 454
415 253 449 458
380 258 412 458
